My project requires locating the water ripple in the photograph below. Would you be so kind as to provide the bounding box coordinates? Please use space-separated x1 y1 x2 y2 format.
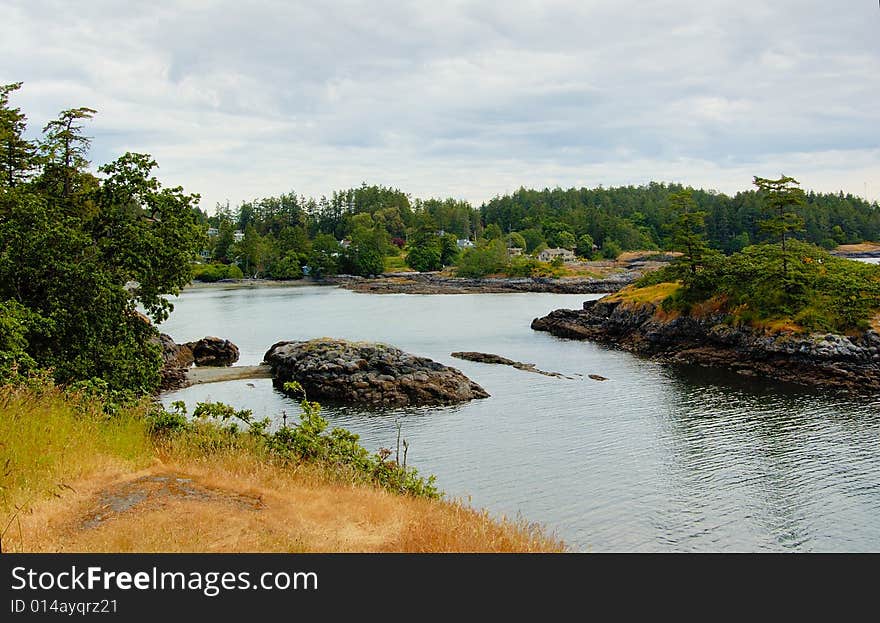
161 287 880 552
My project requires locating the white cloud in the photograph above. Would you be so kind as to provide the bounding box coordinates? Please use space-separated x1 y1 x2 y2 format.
3 0 879 209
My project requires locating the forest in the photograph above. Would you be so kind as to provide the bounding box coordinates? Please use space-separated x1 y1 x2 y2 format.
193 178 879 280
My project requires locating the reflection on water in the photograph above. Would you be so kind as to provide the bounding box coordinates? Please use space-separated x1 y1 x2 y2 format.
160 285 880 551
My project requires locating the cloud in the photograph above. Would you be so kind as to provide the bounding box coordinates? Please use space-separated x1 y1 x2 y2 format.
3 0 879 209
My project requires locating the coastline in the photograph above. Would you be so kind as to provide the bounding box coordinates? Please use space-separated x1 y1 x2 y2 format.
182 268 644 295
532 297 880 392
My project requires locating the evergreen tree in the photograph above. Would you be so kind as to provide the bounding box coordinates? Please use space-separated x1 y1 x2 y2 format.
668 189 710 275
753 175 806 279
0 83 37 188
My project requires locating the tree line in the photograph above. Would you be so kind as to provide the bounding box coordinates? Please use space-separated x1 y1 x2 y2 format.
197 179 879 279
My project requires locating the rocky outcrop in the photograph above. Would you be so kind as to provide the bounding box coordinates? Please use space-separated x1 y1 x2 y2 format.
328 272 641 294
532 298 880 391
450 351 568 378
154 333 194 392
185 336 240 366
158 333 195 368
264 338 490 407
154 333 241 392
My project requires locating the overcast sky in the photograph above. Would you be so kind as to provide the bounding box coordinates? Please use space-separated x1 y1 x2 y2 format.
3 1 879 211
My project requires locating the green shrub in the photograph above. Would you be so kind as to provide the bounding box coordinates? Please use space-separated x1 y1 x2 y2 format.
147 384 439 499
192 263 244 282
639 241 880 332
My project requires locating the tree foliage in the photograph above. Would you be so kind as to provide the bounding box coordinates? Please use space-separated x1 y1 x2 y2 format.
0 85 204 392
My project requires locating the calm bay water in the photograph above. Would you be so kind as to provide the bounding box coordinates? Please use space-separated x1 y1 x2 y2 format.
160 284 880 552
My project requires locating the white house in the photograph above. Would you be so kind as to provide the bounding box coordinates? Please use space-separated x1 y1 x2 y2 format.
207 227 219 237
538 247 576 263
457 239 474 249
233 230 245 242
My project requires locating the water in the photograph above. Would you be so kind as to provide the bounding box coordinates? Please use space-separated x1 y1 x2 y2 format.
159 284 880 552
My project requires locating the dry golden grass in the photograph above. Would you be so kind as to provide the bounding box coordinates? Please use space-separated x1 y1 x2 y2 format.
749 318 805 334
835 242 880 254
616 250 681 263
606 281 681 305
10 456 563 553
1 385 564 553
688 296 728 319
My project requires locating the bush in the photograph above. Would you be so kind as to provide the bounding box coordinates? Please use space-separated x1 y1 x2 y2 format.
601 239 622 260
640 241 880 333
267 254 303 280
455 239 508 277
147 384 439 499
192 263 244 282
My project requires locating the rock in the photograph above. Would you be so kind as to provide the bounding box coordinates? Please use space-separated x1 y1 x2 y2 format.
327 272 642 295
151 333 194 392
588 374 608 381
264 338 489 407
156 333 194 368
450 351 568 378
532 298 880 392
185 336 240 367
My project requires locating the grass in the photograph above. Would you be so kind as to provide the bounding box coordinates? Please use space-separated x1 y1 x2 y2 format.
383 254 414 273
835 241 880 254
606 281 681 305
630 242 880 334
0 383 564 553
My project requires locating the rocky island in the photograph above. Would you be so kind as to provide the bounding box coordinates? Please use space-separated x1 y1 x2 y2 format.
533 242 880 392
264 338 490 407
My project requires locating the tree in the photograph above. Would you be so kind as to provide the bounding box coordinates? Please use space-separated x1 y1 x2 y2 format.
405 230 442 272
483 223 503 240
41 107 96 200
557 230 577 250
519 228 545 253
668 189 710 275
308 234 341 276
455 239 508 277
507 231 526 250
602 239 622 259
439 233 460 266
0 83 37 188
753 175 806 280
575 234 595 259
212 220 235 262
0 148 203 392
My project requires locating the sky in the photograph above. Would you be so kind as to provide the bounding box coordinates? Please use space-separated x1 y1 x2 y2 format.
3 1 879 212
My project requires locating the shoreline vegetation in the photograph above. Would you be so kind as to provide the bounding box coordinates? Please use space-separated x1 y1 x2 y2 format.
3 84 880 553
533 242 880 392
182 252 675 295
0 381 563 553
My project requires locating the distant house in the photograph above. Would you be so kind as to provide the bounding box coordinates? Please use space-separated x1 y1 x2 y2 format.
508 247 523 257
457 239 474 249
538 247 576 263
340 239 352 249
233 230 244 242
198 249 211 259
207 227 219 237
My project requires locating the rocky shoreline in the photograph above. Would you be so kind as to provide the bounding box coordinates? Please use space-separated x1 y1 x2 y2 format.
327 271 641 294
156 334 241 391
532 298 880 391
264 338 489 407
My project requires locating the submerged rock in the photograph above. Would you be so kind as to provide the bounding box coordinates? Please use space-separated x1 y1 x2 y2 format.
264 338 490 407
450 351 568 378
